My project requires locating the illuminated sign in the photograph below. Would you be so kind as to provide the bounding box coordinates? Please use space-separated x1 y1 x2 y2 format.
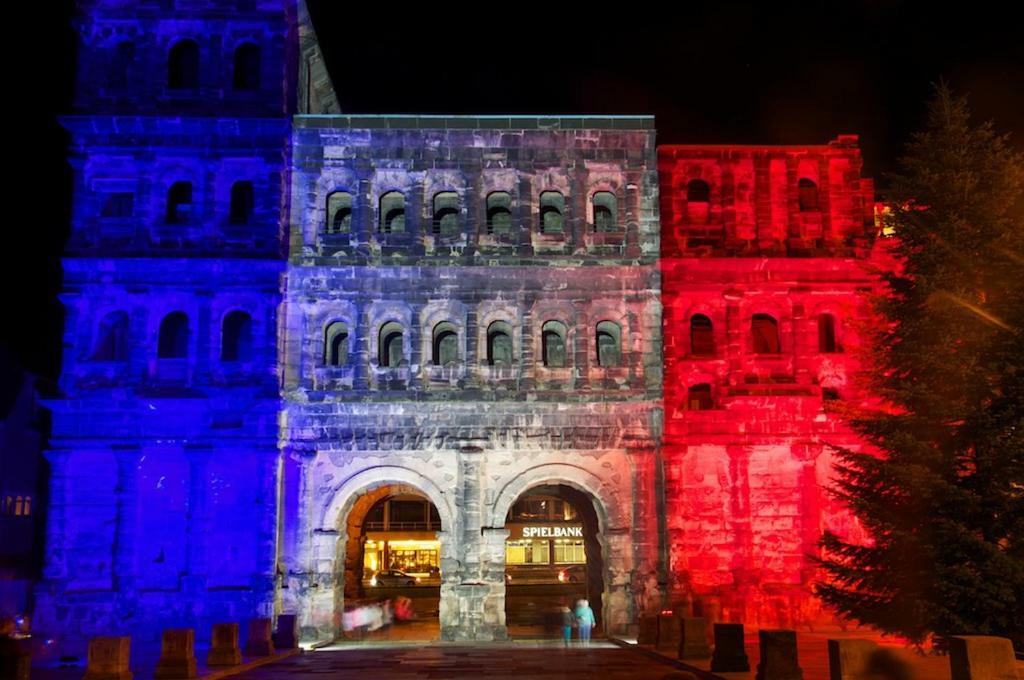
521 525 583 539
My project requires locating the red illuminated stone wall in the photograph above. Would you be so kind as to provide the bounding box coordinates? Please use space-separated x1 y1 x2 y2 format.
659 137 887 627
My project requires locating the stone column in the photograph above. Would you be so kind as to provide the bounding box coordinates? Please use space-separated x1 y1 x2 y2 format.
184 447 210 598
726 445 755 604
112 448 142 599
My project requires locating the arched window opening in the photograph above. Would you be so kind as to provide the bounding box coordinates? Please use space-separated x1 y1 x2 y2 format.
229 181 254 225
379 321 404 368
109 41 135 89
541 320 568 368
432 322 459 366
486 192 513 236
798 178 819 212
751 314 780 354
688 383 714 410
432 192 460 238
167 39 199 90
487 321 513 366
687 179 710 203
327 192 353 234
221 311 252 362
232 43 260 91
323 321 349 366
595 320 621 367
165 182 193 224
818 313 839 353
539 191 565 234
592 191 617 232
690 314 714 355
158 312 189 359
379 192 405 234
92 311 129 361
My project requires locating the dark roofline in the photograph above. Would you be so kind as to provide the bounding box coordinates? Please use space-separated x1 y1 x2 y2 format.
294 114 656 130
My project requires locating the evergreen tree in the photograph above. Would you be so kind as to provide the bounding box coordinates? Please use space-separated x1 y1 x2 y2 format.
815 84 1024 647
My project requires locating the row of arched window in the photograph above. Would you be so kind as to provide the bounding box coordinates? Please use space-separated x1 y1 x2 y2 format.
2 495 31 517
325 189 620 237
686 313 840 355
681 178 820 212
106 39 261 93
322 319 624 369
89 310 254 362
134 180 255 225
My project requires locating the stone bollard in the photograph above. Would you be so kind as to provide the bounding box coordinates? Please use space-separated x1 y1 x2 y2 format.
206 623 242 667
949 636 1019 680
678 617 712 659
83 636 132 680
656 613 681 653
755 630 803 680
154 629 197 679
245 618 275 657
711 623 750 672
273 614 298 650
827 638 877 680
638 614 659 645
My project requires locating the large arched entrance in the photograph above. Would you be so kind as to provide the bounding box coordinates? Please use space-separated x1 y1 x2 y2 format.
503 484 606 637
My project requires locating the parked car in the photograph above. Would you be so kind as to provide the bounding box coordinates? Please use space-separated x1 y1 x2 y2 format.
370 570 418 587
558 565 587 583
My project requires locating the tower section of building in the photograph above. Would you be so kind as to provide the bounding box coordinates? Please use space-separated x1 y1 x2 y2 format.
279 116 663 641
659 137 882 627
37 0 337 654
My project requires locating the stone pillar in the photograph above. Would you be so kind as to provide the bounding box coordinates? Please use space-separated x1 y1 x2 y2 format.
245 618 274 657
206 623 241 667
756 629 803 680
711 623 750 673
183 448 210 598
154 629 197 679
112 450 141 597
83 636 132 680
656 613 680 653
678 617 711 659
948 636 1019 680
826 639 877 680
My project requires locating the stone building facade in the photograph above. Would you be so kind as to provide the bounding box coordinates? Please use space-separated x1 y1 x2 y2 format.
38 0 885 655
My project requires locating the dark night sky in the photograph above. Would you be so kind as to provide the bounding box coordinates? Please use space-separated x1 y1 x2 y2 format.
6 1 1023 392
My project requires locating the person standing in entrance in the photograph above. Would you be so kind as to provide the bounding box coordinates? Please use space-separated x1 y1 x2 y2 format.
573 599 596 646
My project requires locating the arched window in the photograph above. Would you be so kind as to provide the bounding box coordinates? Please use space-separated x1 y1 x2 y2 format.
798 178 819 212
432 322 459 366
539 191 565 234
690 314 714 355
165 181 193 224
486 192 512 236
751 314 780 354
688 384 714 410
109 41 134 89
541 320 568 368
167 39 199 90
221 311 252 362
323 321 349 366
486 321 513 366
326 191 353 234
595 320 621 367
158 312 189 359
232 43 260 91
379 321 404 367
818 313 839 353
229 181 254 225
91 311 129 361
432 192 459 238
379 192 405 234
592 192 617 232
687 179 710 203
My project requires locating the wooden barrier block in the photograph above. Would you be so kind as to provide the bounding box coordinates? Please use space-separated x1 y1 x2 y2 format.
273 614 298 650
755 629 803 680
678 617 711 659
83 636 132 680
154 628 197 679
656 613 681 653
638 614 659 646
711 622 750 672
949 636 1019 680
827 639 877 680
206 623 241 667
245 618 275 657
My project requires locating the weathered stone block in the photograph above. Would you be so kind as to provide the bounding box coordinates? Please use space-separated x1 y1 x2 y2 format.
206 623 241 667
826 638 877 680
711 622 750 672
245 618 274 657
755 630 802 680
949 636 1020 680
678 617 711 659
83 636 132 680
656 613 681 652
273 614 298 649
154 628 197 679
638 614 659 645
